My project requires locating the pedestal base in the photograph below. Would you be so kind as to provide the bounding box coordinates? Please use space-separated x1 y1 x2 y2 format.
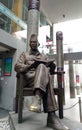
9 110 82 130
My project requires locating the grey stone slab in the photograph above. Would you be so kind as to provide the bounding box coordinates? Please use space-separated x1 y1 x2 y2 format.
9 110 82 130
9 111 52 130
0 108 9 119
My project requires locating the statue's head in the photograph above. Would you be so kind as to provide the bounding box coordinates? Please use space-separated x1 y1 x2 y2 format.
29 34 40 50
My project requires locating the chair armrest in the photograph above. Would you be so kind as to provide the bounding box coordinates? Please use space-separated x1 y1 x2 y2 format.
53 71 65 75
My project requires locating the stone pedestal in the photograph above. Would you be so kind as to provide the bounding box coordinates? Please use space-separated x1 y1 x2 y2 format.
9 111 82 130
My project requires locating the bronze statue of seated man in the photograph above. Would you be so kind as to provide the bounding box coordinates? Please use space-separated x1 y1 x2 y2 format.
14 34 69 130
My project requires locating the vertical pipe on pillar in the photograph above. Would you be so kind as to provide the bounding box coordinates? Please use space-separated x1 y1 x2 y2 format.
27 0 40 51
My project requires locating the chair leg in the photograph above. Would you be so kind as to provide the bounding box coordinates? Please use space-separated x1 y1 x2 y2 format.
58 93 63 119
18 97 23 123
15 95 18 113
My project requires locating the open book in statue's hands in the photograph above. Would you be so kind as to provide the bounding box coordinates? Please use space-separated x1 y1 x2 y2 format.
31 59 56 71
35 58 55 66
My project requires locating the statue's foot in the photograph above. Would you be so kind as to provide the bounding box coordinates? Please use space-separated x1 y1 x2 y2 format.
47 113 69 130
29 104 41 113
28 95 41 113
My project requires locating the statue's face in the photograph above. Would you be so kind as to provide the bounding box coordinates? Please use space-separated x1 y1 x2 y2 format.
30 40 38 50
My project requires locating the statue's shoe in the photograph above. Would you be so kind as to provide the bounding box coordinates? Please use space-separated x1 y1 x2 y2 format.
29 104 41 113
28 95 41 113
47 113 69 130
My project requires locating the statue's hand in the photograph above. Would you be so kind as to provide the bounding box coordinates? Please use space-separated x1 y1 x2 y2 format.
49 62 56 74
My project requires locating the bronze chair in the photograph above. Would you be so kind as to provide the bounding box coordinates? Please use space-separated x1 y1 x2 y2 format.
15 71 64 123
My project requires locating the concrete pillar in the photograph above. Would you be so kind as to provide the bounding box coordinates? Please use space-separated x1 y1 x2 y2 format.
68 48 75 98
12 0 23 32
68 60 75 98
27 0 40 51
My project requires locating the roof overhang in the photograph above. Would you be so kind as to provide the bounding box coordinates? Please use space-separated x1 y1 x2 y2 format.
41 0 82 25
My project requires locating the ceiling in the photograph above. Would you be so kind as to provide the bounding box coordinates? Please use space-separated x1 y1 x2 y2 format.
41 0 82 25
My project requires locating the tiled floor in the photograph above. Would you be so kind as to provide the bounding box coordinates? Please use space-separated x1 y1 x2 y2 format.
0 116 10 130
0 109 10 130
